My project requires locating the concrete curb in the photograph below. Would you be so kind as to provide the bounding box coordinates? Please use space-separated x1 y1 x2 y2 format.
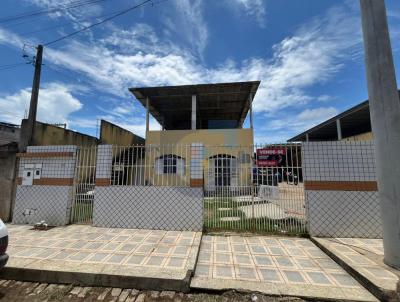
311 237 397 302
0 266 191 293
190 276 378 302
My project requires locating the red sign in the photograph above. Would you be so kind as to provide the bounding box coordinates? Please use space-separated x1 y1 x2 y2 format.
256 148 286 156
256 148 286 167
257 160 279 166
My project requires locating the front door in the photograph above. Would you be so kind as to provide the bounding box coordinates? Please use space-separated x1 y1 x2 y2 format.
215 157 231 187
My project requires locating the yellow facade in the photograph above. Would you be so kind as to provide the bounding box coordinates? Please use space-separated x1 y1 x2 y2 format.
144 129 254 187
342 132 373 141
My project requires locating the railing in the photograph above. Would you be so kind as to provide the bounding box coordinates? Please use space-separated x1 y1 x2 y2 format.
203 143 306 235
69 143 306 234
71 146 97 224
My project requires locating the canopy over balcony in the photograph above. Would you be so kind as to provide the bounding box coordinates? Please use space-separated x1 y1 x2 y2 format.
129 81 260 130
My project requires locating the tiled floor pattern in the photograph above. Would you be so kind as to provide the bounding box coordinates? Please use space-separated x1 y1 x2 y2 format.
333 238 384 256
314 238 399 295
7 224 201 272
192 235 377 301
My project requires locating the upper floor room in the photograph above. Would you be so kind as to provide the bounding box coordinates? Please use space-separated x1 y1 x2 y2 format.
129 81 260 131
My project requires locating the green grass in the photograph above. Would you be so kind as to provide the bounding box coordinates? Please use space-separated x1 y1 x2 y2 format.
71 202 93 223
203 198 307 236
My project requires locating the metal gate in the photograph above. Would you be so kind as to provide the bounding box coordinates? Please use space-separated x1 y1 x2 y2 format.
70 146 97 224
68 143 306 234
203 143 306 235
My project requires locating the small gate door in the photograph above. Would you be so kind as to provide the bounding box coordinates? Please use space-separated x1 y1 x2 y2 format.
71 146 97 224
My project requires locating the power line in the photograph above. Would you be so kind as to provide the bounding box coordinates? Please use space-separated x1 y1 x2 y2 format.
0 0 109 24
44 0 154 46
18 6 136 37
0 62 30 71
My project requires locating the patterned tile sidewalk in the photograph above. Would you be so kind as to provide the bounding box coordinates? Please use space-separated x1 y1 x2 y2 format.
191 235 378 301
3 224 202 291
313 237 400 301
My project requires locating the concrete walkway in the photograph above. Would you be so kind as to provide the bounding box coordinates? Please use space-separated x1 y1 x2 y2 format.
2 224 387 301
191 235 378 302
2 224 201 292
313 237 400 301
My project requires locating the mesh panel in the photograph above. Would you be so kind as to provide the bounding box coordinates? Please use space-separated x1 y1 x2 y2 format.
303 141 382 238
13 186 72 226
12 145 77 226
93 186 203 231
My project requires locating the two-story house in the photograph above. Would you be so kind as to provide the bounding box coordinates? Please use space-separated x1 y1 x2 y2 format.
129 81 260 191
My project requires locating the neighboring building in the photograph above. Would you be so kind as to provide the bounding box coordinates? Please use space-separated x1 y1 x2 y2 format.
99 119 144 146
0 123 21 222
289 90 400 142
0 122 20 146
130 81 259 189
288 101 372 142
1 119 144 222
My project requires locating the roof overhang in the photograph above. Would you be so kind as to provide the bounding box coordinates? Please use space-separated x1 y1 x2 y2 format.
288 101 372 142
129 81 260 130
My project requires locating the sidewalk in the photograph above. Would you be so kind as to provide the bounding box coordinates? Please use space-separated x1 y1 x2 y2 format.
313 237 400 301
3 224 201 292
2 224 382 301
191 235 378 302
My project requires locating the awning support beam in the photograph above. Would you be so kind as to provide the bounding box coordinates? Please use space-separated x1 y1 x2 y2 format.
191 95 197 130
146 97 150 132
336 119 342 140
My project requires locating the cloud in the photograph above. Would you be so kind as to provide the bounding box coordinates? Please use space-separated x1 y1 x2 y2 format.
266 106 339 132
24 0 104 22
163 0 208 57
0 82 83 125
297 107 338 124
0 5 362 112
229 0 266 27
317 95 335 102
0 3 366 141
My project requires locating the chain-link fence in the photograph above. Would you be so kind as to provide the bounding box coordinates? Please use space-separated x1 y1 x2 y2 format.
12 145 77 226
108 144 306 233
203 144 306 234
81 143 307 234
303 141 382 238
12 141 383 238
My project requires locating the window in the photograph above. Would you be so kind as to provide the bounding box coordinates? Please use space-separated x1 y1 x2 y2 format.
163 154 177 174
155 154 185 175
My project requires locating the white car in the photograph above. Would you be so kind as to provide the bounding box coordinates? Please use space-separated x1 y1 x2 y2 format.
0 220 8 268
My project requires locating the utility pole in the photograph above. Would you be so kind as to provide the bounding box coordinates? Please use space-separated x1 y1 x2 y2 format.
19 44 43 152
360 0 400 269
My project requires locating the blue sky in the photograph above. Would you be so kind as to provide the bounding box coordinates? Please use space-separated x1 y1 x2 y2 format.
0 0 399 142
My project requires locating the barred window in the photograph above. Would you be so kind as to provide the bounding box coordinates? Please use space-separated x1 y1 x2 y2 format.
155 154 185 175
163 154 177 174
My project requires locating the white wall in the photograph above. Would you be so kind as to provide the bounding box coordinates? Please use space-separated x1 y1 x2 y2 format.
303 141 382 238
12 186 72 226
93 186 203 231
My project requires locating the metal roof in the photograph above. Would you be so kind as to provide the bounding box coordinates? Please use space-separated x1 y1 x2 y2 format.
129 81 260 130
288 100 371 142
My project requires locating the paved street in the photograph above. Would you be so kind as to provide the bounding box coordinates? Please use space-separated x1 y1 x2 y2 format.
0 280 308 302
